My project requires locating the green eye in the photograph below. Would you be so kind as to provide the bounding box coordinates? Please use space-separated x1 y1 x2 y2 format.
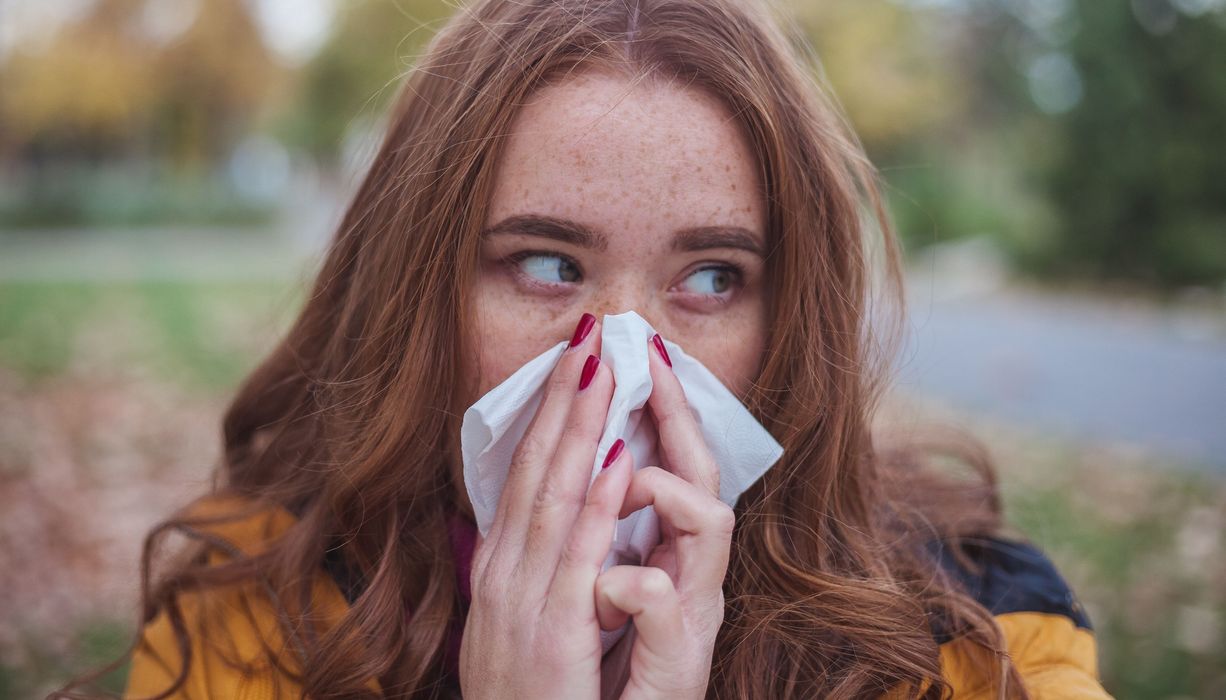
683 266 735 295
519 254 581 283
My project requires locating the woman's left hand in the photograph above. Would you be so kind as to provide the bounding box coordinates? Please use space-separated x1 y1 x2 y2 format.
595 334 735 699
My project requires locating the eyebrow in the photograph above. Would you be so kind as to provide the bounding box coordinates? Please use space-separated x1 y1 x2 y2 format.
481 213 765 257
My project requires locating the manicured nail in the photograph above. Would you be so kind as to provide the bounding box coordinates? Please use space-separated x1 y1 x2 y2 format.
578 354 599 390
569 312 596 348
602 438 625 469
650 333 672 368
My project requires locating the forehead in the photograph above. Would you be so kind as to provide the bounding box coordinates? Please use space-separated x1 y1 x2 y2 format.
487 68 765 242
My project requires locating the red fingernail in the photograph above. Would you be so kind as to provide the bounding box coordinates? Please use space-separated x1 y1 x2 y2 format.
569 312 596 348
602 438 625 469
578 354 599 390
650 333 672 368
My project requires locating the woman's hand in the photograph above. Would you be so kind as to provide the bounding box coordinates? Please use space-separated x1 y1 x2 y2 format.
460 312 635 699
594 334 735 699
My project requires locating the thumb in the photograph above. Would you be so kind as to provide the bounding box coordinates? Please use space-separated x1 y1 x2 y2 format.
594 565 685 648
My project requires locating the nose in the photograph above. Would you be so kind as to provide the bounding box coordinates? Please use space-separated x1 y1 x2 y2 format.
584 277 661 329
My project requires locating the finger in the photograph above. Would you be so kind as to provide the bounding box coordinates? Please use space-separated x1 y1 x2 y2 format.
620 466 735 595
522 354 616 570
595 565 685 647
646 334 720 499
545 438 633 618
487 312 601 549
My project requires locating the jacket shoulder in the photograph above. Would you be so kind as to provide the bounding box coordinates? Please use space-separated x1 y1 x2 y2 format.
929 536 1113 699
123 495 353 698
929 536 1092 639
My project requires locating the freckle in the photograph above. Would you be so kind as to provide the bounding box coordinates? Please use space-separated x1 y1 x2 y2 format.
731 184 737 191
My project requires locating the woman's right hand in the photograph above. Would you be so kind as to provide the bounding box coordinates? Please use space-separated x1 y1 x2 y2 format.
459 312 635 699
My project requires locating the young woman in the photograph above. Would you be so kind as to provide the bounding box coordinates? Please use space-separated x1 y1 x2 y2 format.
62 0 1112 697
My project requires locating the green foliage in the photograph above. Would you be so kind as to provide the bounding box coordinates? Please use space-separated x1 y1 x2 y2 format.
275 0 457 161
880 136 1049 255
954 1 1226 289
0 619 131 698
1039 2 1226 288
1008 466 1226 697
784 0 965 153
0 282 93 379
0 280 300 390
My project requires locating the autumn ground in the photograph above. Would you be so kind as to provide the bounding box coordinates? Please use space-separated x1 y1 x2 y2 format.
0 279 1223 699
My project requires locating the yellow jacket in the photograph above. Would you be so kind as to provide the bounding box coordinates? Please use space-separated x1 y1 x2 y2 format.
124 498 1113 699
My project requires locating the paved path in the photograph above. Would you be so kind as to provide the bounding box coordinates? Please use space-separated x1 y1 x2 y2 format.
894 272 1226 470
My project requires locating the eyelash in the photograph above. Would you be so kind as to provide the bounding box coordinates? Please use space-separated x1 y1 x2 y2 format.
503 250 744 304
503 250 579 294
681 265 742 306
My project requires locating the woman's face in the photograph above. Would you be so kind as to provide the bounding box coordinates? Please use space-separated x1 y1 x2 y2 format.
462 68 769 409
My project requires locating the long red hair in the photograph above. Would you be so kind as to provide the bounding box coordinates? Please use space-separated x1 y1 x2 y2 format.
61 0 1026 697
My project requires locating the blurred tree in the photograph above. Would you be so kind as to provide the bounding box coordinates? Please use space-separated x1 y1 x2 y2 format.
0 0 281 170
277 0 455 164
0 0 155 159
151 0 283 169
958 0 1226 289
872 0 1069 259
285 0 959 162
1040 1 1226 288
781 0 1023 257
783 0 965 155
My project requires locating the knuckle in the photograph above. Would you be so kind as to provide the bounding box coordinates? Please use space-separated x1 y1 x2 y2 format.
637 567 675 602
561 412 592 443
547 359 578 393
652 399 694 430
512 431 552 466
564 398 605 442
635 465 668 485
472 571 506 610
583 478 607 507
584 476 617 513
708 501 736 534
703 470 722 498
532 472 582 516
557 526 589 571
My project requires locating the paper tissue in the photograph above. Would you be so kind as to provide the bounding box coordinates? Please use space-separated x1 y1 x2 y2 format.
460 310 784 653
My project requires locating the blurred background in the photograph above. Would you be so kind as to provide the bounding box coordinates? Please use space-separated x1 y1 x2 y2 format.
1 0 1223 696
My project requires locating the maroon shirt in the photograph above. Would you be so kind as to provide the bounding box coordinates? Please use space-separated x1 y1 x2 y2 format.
442 507 478 682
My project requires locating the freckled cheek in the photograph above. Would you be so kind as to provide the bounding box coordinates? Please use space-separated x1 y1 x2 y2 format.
726 336 768 398
464 282 574 398
671 311 767 397
697 344 764 398
474 350 526 398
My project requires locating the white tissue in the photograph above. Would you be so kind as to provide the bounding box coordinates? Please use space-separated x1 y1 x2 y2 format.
460 310 785 654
